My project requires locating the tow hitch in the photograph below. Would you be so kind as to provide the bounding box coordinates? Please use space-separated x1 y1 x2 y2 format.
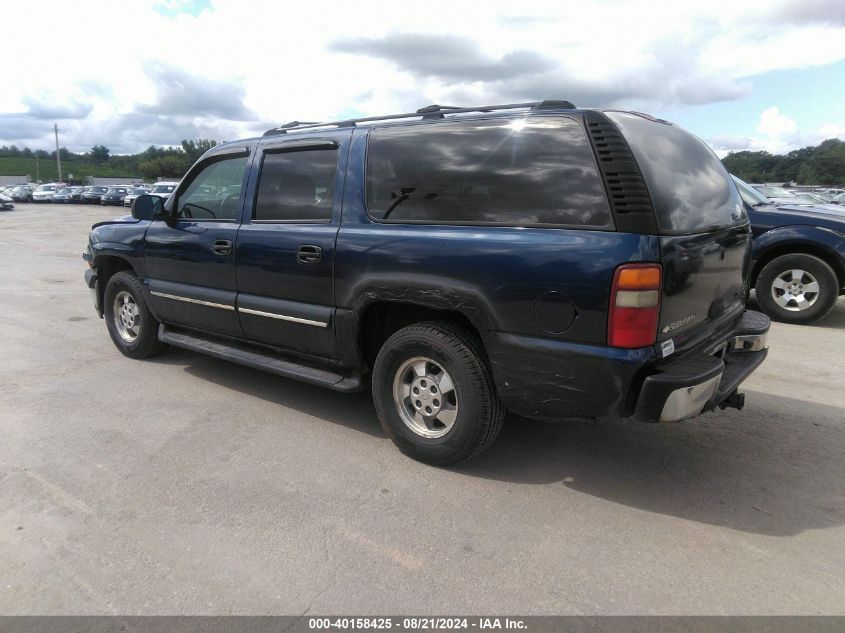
720 390 745 411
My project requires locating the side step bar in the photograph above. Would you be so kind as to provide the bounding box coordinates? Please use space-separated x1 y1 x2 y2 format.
158 325 364 393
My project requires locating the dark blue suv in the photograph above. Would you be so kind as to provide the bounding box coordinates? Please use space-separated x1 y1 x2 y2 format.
733 175 845 324
83 101 770 465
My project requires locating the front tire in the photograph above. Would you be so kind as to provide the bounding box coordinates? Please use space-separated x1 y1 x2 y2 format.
755 253 839 324
372 322 505 465
103 271 168 358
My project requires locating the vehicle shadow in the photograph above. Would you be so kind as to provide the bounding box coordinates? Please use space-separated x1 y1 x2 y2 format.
149 351 844 538
148 348 385 438
457 392 845 537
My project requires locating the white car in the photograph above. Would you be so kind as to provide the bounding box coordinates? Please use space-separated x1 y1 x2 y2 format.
0 193 13 210
123 186 151 207
148 181 179 200
32 184 62 202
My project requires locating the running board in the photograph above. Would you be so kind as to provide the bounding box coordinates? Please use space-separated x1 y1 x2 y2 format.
158 325 363 393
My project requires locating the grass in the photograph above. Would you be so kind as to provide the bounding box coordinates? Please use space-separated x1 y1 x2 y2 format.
0 157 137 182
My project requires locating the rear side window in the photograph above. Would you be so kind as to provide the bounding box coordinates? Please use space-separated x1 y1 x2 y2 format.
366 116 612 228
606 111 746 234
254 149 338 222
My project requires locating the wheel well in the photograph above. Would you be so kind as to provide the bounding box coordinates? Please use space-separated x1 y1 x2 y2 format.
359 302 485 371
95 256 134 309
752 244 844 289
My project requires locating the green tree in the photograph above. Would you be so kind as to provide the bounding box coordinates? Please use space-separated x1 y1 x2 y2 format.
138 154 189 180
181 138 218 164
804 139 845 185
90 144 110 163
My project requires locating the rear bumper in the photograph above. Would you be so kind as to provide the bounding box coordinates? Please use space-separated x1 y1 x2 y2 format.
633 310 770 422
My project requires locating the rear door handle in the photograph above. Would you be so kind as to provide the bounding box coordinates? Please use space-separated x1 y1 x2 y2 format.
213 239 232 255
297 244 322 264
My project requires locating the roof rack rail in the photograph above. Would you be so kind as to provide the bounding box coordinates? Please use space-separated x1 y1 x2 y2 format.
263 100 577 136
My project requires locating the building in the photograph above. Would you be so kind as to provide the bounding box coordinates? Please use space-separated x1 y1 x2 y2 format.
88 176 145 187
0 175 32 186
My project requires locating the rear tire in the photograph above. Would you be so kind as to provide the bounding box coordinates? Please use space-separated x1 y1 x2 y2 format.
755 253 839 324
103 271 168 359
372 321 505 465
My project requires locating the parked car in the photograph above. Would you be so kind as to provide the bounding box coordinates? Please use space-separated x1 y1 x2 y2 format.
51 187 74 203
123 186 150 207
100 186 129 206
83 186 109 204
84 102 771 465
148 181 179 200
32 183 61 202
752 185 843 211
69 187 89 203
0 192 13 210
8 185 34 202
791 191 833 205
733 175 844 324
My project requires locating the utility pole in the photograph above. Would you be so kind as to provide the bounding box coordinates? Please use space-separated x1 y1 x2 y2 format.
35 157 40 183
54 123 62 182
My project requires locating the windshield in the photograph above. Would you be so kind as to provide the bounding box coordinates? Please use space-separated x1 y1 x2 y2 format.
755 186 795 198
732 175 770 206
152 185 175 193
130 188 147 195
37 185 56 192
106 188 126 194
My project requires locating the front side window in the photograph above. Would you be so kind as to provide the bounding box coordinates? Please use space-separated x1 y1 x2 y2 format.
176 155 247 221
254 148 338 222
365 116 612 228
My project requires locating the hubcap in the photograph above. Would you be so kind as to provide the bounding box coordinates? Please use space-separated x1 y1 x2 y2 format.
113 290 141 342
771 269 820 312
392 356 459 439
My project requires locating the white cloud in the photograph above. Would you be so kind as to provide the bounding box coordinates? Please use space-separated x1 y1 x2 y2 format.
757 106 798 138
1 0 845 153
710 108 844 157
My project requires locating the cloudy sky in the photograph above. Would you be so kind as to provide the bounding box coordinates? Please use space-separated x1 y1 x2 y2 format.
2 0 844 157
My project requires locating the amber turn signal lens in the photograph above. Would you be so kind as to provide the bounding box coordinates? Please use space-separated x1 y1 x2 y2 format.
616 266 661 290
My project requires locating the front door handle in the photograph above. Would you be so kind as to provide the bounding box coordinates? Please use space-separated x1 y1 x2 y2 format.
213 239 232 255
297 244 322 264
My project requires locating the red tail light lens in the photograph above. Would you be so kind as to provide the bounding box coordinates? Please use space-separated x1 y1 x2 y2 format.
608 263 662 348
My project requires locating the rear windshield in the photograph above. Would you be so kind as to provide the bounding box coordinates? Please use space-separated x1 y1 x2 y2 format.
606 111 746 234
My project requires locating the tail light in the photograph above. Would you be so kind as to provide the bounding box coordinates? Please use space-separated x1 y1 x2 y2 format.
608 263 662 348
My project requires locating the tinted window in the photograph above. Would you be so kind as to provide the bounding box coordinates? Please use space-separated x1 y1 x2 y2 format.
176 155 247 221
366 116 612 227
606 111 746 234
254 148 338 222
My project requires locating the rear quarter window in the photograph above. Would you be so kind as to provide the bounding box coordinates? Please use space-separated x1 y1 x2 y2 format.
365 116 613 228
605 111 746 234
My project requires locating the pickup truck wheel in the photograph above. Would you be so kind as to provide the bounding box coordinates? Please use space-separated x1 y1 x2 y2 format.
755 253 839 324
372 321 505 465
103 271 168 359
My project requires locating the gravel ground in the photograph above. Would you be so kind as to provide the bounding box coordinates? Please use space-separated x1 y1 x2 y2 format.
1 203 843 615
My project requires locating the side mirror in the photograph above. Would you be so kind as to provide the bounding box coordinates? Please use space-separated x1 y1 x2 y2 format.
132 194 164 220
